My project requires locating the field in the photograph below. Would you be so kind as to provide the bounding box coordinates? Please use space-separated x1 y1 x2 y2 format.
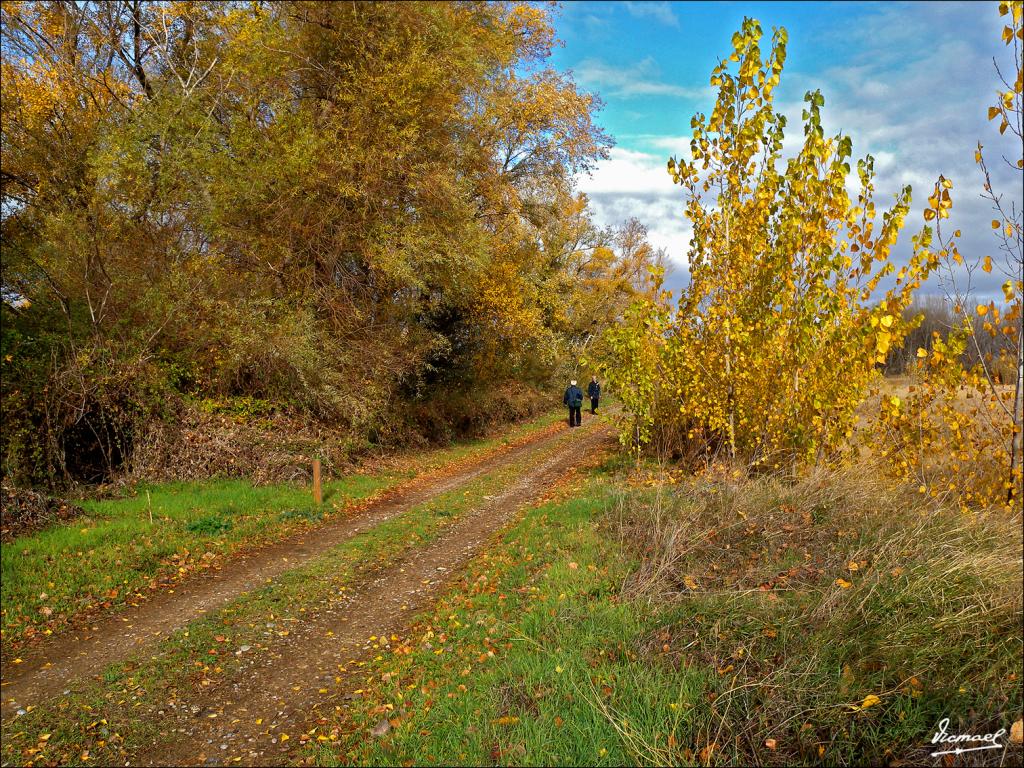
2 411 1021 766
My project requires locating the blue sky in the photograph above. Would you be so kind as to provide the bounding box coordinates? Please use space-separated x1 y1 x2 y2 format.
549 1 1022 299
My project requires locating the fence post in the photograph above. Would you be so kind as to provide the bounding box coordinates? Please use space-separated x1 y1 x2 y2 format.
312 458 322 506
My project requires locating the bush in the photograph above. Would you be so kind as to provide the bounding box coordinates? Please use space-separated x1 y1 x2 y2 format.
0 482 85 541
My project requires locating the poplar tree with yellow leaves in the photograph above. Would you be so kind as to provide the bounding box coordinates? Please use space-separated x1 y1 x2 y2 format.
604 17 937 469
872 0 1023 509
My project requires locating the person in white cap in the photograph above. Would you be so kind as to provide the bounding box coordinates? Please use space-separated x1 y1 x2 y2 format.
563 379 583 427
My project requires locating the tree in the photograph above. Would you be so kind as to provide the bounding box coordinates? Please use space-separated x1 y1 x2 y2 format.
1 1 639 486
873 0 1023 509
603 18 935 469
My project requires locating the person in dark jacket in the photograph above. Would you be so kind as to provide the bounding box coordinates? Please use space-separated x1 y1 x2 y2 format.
587 376 601 414
563 379 583 427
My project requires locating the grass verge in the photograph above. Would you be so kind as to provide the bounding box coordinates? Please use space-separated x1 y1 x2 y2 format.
0 410 563 656
307 457 1022 766
0 420 578 767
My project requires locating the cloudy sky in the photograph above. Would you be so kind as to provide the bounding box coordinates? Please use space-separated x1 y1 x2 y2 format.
549 1 1022 299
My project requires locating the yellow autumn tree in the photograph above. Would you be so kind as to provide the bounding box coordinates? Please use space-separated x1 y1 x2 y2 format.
604 17 936 469
1 1 639 485
870 0 1023 509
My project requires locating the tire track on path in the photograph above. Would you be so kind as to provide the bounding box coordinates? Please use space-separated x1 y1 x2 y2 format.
0 419 568 720
138 422 611 766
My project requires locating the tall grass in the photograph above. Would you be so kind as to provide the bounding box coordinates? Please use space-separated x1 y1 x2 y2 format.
610 463 1023 764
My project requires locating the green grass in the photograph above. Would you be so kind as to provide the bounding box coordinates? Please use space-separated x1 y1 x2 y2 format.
0 421 578 767
307 458 1022 767
8 419 1015 766
310 471 713 766
1 409 563 655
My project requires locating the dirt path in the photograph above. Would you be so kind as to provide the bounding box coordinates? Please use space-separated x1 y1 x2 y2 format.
0 419 570 720
135 422 611 766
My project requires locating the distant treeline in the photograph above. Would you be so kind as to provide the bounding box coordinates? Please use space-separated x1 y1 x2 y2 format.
884 296 1018 381
0 2 659 487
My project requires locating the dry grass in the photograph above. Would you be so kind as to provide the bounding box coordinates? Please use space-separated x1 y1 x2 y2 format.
607 461 1023 765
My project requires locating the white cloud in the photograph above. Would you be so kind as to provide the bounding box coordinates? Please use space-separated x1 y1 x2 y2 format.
621 1 679 28
773 3 1022 299
578 146 675 196
574 3 1021 301
573 56 704 100
577 146 693 288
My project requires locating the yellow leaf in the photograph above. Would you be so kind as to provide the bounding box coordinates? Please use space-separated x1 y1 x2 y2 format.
982 255 993 273
835 578 852 589
916 347 927 358
977 304 988 316
859 694 881 710
1005 223 1014 237
992 219 1001 229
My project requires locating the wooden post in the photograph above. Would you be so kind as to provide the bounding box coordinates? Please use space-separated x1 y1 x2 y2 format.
146 490 153 525
312 459 322 506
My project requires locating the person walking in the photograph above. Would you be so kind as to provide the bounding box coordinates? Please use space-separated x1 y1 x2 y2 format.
563 379 583 428
587 376 601 414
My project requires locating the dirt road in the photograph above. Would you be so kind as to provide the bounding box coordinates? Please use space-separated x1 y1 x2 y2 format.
0 418 568 719
138 421 609 766
2 415 610 766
